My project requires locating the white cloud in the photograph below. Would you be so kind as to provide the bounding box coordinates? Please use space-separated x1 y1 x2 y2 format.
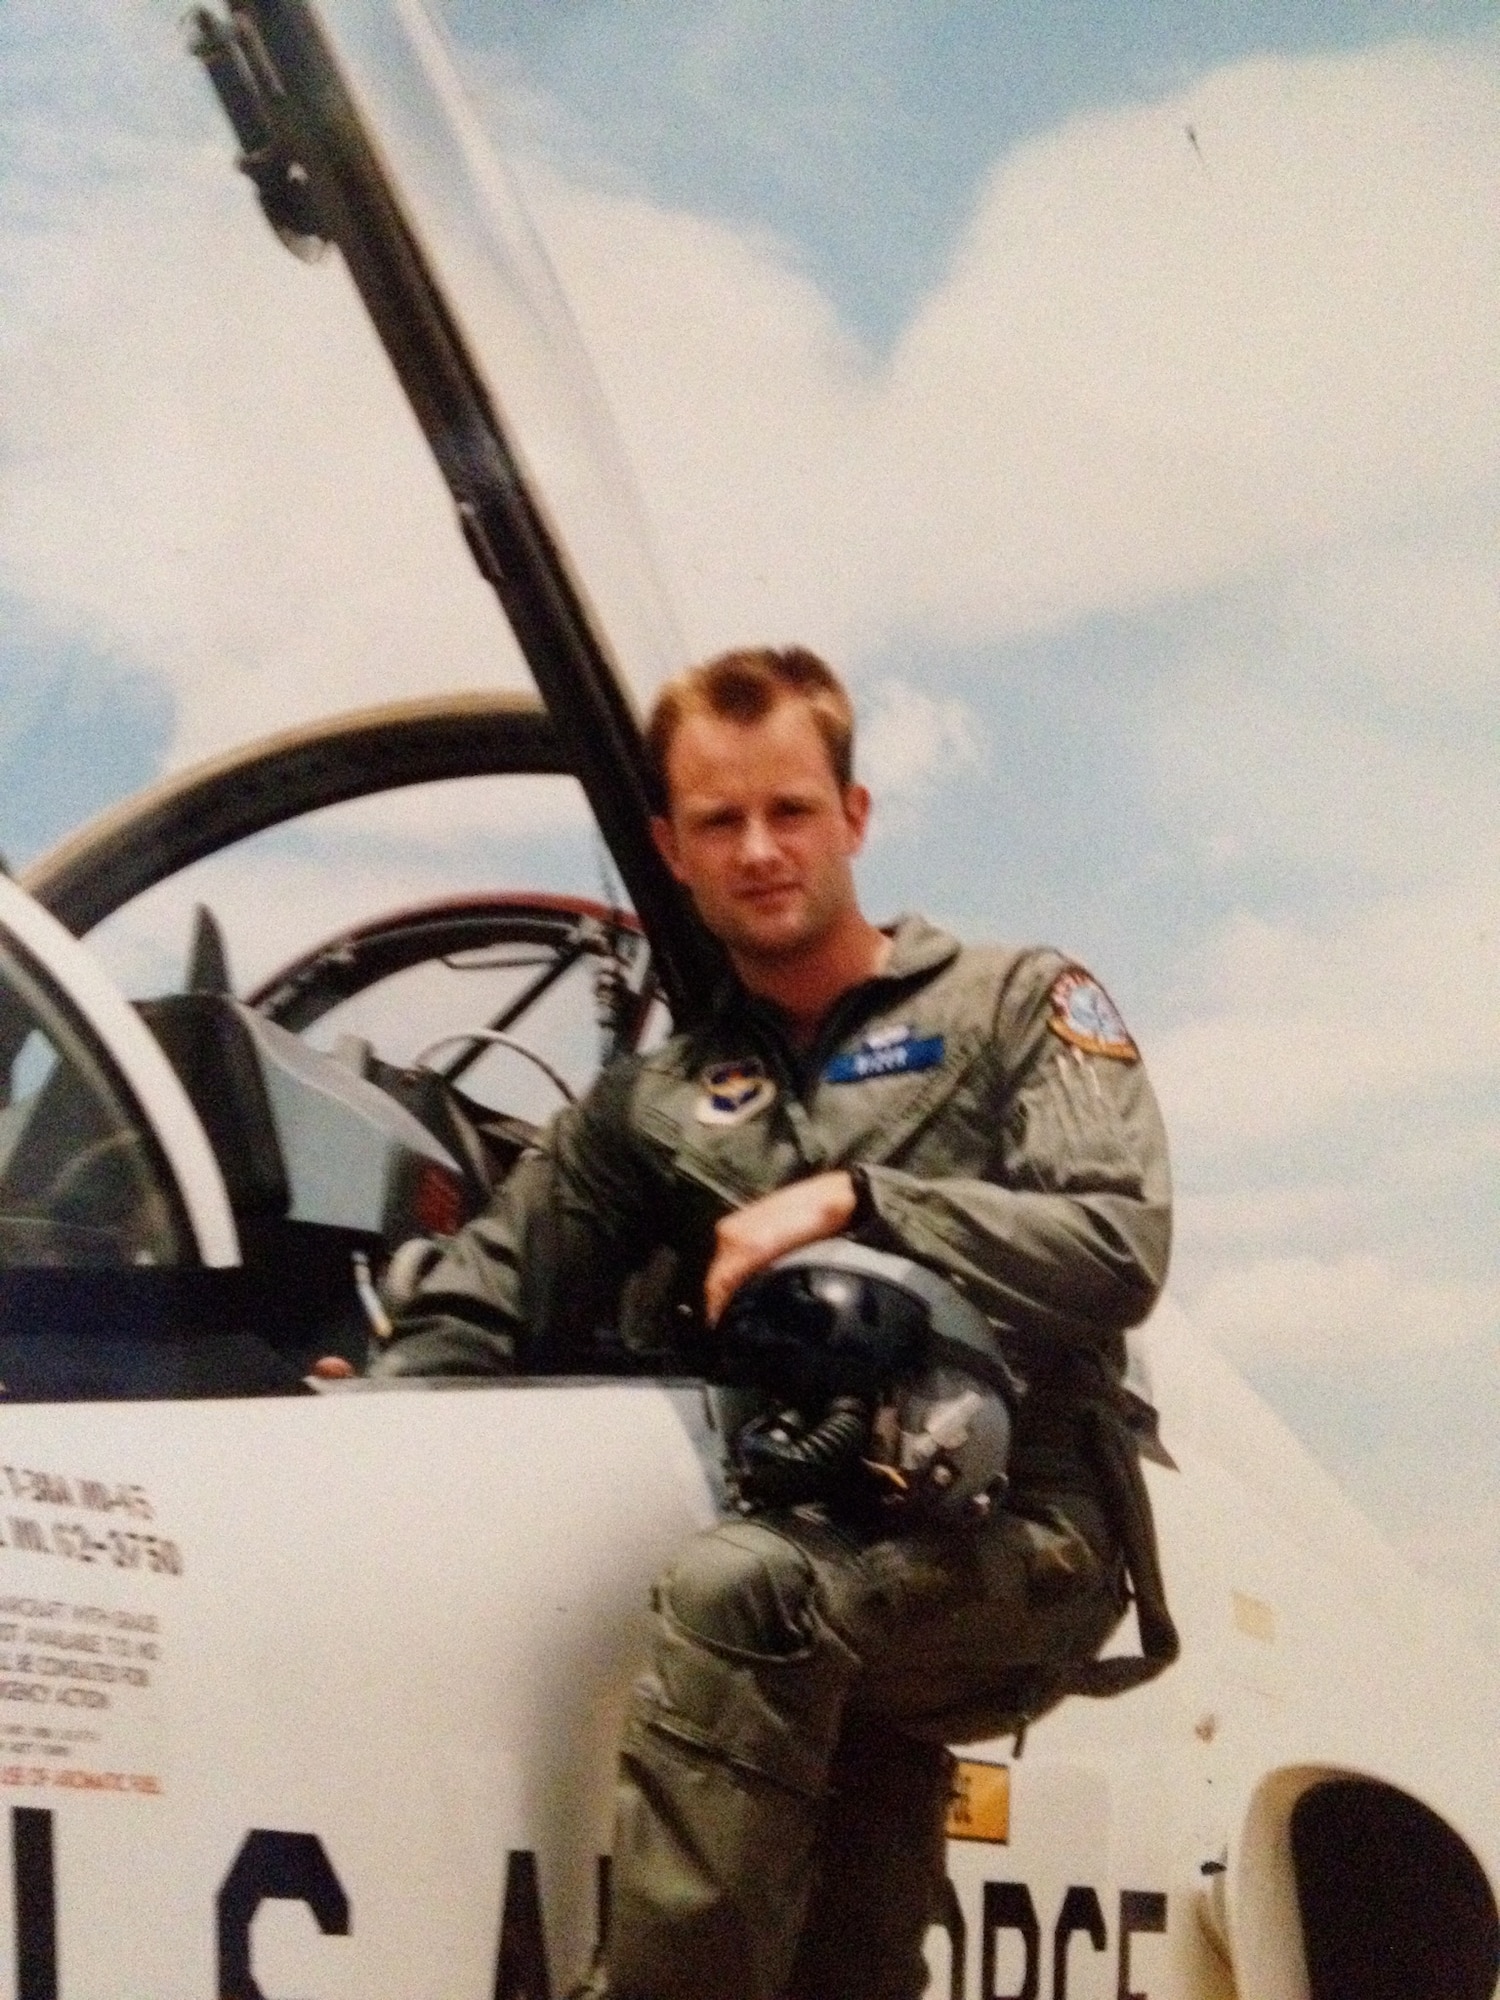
1296 534 1500 707
1174 1182 1364 1261
1152 674 1499 887
0 137 524 767
523 169 880 663
285 775 589 848
1143 543 1500 891
1186 1252 1500 1368
1151 893 1500 1151
8 28 1500 765
879 43 1500 641
531 37 1500 660
857 677 981 809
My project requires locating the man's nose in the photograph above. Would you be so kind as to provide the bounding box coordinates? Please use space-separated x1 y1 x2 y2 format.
738 812 779 865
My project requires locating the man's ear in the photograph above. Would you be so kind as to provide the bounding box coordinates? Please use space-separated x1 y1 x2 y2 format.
651 813 686 882
842 783 872 855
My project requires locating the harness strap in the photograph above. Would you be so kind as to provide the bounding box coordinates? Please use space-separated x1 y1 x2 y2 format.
1058 1392 1180 1697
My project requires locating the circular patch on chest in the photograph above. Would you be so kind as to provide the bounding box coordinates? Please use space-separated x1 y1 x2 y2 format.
695 1059 778 1126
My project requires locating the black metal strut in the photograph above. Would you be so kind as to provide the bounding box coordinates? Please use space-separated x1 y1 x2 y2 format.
189 0 720 1022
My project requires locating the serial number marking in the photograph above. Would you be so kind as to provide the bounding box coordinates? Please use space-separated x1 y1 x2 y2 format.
0 1519 181 1576
2 1471 154 1522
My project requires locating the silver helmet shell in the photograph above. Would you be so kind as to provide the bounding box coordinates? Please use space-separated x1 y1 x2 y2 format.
737 1239 1018 1525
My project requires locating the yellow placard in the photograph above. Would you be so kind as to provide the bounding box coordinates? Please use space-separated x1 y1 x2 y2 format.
945 1758 1010 1843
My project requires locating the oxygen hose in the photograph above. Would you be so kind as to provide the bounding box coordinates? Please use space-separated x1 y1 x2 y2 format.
734 1394 874 1507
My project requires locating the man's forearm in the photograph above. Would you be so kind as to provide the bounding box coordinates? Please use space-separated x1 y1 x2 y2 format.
853 1164 1169 1343
373 1155 540 1376
703 1171 858 1324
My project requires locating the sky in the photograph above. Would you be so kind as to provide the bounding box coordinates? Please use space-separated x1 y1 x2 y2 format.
1 0 1497 1634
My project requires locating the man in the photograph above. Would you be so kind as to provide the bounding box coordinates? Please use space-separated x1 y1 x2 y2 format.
376 646 1173 2000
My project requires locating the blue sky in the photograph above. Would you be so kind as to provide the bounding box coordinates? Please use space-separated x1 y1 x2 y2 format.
1 0 1497 1629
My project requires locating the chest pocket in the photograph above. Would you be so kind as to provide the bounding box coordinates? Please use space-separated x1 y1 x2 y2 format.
636 1076 797 1212
813 1026 992 1172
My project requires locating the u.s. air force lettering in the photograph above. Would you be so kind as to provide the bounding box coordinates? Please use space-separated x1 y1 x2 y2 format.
1 1809 1172 2000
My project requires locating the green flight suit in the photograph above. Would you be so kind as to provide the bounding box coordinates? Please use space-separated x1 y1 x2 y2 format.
378 916 1173 2000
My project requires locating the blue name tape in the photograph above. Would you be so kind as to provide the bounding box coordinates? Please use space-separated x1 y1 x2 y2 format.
824 1033 945 1085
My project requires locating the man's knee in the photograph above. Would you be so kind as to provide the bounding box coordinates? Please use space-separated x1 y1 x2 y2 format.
658 1521 820 1659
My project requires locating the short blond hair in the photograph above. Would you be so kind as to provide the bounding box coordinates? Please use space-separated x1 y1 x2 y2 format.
645 648 854 809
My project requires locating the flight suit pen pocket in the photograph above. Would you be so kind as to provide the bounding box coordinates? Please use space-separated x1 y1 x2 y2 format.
635 1102 767 1209
667 1148 762 1210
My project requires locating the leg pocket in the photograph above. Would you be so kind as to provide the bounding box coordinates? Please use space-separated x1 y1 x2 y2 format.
638 1519 862 1799
659 1520 819 1660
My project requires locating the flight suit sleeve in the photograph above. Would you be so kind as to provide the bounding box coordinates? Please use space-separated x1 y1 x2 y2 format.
855 956 1171 1359
374 1057 659 1377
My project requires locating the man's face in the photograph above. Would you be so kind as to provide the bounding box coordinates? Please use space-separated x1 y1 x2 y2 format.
651 699 871 966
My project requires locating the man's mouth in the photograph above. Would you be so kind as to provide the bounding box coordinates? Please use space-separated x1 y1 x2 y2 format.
738 882 800 907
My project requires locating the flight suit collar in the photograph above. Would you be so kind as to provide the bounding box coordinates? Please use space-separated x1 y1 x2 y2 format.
705 912 961 1029
877 912 963 983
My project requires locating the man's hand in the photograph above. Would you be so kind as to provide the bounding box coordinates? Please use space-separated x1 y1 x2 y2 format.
704 1171 857 1325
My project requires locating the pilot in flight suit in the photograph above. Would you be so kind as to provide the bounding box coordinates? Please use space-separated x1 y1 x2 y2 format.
375 650 1174 2000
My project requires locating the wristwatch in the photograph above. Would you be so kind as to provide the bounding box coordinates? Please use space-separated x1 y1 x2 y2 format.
847 1163 880 1236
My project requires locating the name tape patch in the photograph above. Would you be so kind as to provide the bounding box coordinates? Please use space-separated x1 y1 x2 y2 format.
695 1059 777 1126
1047 968 1139 1062
824 1025 946 1085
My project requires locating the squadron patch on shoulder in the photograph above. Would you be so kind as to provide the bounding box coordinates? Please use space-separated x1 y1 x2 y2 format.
824 1023 946 1085
1047 968 1139 1062
695 1059 778 1126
